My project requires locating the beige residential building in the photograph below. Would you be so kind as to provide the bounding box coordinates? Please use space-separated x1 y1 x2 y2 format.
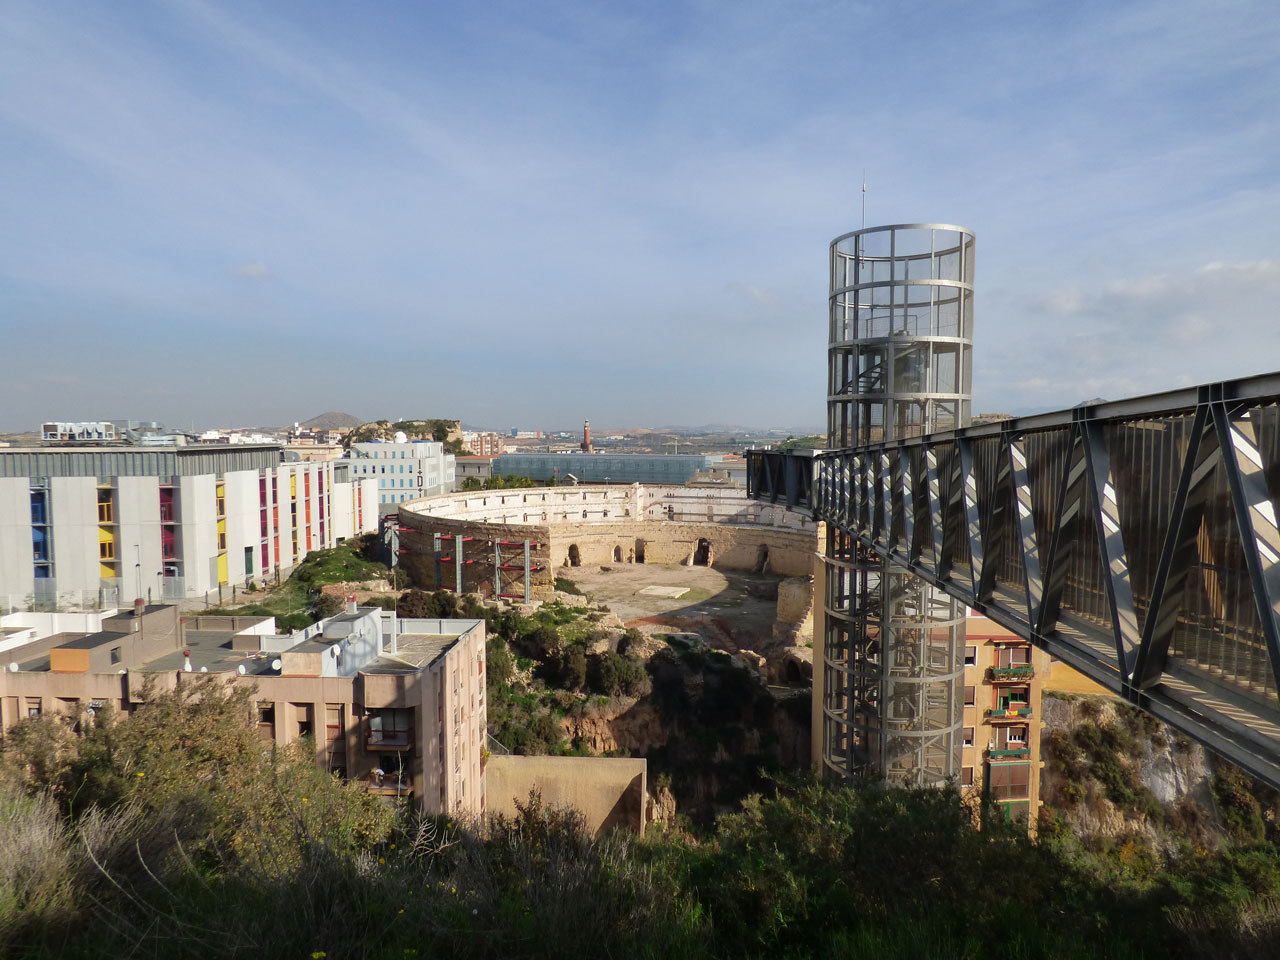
0 601 486 815
960 614 1051 828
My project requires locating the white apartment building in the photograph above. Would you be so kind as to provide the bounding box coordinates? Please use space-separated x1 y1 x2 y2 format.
0 444 378 611
340 435 456 514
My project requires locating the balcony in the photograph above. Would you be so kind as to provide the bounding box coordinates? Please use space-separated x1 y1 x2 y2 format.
986 706 1032 719
986 747 1030 759
366 728 413 750
988 665 1035 681
367 771 412 796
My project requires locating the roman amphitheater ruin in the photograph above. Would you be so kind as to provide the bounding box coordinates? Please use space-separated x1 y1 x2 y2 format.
396 484 818 603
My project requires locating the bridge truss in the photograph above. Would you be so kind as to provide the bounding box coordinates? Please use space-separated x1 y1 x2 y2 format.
748 373 1280 788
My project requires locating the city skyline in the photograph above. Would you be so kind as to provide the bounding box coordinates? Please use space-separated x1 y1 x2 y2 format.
2 0 1278 431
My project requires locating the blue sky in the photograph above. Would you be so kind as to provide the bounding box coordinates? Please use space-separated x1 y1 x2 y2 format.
2 0 1278 432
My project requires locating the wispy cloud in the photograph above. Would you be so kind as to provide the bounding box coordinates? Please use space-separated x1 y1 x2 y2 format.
1 0 1278 430
979 258 1280 412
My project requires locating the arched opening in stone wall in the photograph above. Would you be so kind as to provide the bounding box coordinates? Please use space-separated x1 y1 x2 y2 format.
634 539 646 564
568 544 581 567
613 545 623 562
693 539 711 566
755 544 770 574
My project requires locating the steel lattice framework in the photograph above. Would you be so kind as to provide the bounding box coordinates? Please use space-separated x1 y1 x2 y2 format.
748 373 1280 788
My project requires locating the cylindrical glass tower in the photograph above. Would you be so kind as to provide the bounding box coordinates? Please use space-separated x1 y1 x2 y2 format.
821 223 975 785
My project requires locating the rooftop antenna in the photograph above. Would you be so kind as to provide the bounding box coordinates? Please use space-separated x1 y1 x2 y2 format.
861 169 867 229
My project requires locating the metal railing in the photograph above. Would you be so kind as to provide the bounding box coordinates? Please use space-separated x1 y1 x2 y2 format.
748 371 1280 788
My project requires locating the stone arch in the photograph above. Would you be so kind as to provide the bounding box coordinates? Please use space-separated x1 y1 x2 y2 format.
693 539 711 566
613 545 623 562
754 543 770 574
634 539 646 564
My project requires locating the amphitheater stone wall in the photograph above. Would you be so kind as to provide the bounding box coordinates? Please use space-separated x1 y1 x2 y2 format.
396 485 818 600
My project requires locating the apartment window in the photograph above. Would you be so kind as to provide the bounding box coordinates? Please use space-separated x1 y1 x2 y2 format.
325 704 346 772
26 698 41 718
1009 725 1027 744
293 704 314 739
962 766 974 786
367 708 413 748
988 762 1031 802
997 687 1030 710
99 540 115 560
962 726 974 748
244 546 254 575
963 685 975 706
217 531 226 550
997 645 1031 668
257 702 276 741
964 645 977 666
97 487 115 523
110 646 121 665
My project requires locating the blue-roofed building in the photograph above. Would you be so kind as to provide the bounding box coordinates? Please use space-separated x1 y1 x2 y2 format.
492 453 712 485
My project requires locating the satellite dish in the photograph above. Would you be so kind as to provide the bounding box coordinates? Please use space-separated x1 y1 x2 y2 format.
271 659 282 671
7 662 18 673
199 666 208 673
237 664 247 676
330 644 341 658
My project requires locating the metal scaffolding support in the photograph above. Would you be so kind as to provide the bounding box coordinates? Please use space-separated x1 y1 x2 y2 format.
747 371 1280 788
429 533 544 602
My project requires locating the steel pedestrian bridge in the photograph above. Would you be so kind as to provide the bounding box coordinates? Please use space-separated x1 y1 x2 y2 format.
748 372 1280 788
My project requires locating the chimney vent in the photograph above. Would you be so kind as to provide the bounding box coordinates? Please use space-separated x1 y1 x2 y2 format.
133 598 145 618
346 595 358 615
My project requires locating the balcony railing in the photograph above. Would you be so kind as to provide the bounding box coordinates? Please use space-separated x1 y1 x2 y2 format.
986 707 1032 719
366 728 413 750
367 772 412 796
989 665 1035 681
987 747 1030 759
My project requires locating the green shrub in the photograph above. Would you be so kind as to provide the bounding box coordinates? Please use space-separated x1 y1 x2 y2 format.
588 651 649 698
309 592 344 620
618 627 644 656
523 625 561 660
487 636 515 691
556 646 588 692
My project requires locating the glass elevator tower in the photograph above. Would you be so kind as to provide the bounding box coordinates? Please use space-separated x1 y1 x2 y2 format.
819 223 975 785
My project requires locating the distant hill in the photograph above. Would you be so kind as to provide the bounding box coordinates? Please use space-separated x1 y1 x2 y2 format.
300 411 364 430
347 419 465 454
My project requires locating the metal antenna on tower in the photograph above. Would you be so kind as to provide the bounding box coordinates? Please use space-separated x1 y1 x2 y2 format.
861 169 866 228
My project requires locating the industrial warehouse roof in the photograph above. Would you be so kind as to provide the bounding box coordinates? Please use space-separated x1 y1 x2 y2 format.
0 444 284 478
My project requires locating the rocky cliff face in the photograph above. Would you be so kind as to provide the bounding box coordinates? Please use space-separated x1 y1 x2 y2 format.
560 645 811 824
1041 694 1277 850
